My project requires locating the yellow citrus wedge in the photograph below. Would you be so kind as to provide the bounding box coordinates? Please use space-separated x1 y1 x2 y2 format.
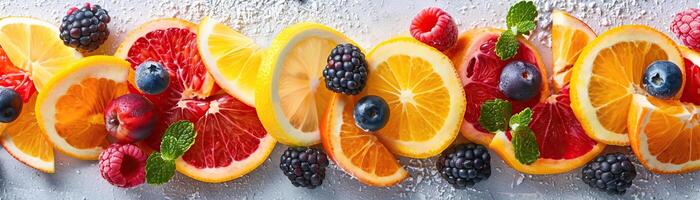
197 16 263 107
570 25 684 146
321 95 408 187
36 56 130 160
0 17 82 91
628 94 700 174
1 94 54 173
256 22 355 146
551 10 596 90
363 37 465 158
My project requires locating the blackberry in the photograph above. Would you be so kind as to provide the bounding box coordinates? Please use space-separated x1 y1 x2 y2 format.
279 147 330 189
581 152 637 195
322 43 368 95
436 143 491 189
59 3 111 52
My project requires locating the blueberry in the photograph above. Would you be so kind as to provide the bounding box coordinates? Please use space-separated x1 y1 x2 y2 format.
498 61 542 101
135 61 170 95
642 61 682 99
353 95 390 132
0 87 22 123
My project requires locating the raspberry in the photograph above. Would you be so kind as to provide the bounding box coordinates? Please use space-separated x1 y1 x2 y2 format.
410 7 458 51
671 8 700 50
98 143 147 188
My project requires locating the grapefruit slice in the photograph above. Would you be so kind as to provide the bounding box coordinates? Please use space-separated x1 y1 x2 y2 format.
446 28 548 145
551 10 596 90
256 23 354 146
490 86 605 174
628 94 700 174
116 18 275 183
570 25 684 146
680 47 700 104
321 95 408 186
0 46 53 173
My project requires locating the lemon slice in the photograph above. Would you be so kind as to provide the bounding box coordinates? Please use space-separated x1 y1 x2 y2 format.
197 17 263 106
36 56 130 160
570 25 684 146
256 22 355 146
0 17 82 91
364 37 465 158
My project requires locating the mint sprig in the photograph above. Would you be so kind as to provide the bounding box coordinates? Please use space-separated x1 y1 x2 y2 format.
146 121 197 185
496 1 538 60
478 99 539 165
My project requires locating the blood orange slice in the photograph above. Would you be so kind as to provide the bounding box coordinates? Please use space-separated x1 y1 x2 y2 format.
680 47 700 104
447 28 548 145
116 18 275 183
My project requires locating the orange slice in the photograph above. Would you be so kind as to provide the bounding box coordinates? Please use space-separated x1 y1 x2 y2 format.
551 10 596 90
321 95 408 187
1 93 54 172
36 56 130 160
628 94 700 173
570 25 684 146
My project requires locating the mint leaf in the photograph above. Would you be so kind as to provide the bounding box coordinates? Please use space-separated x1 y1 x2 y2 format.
478 99 512 132
513 21 536 35
509 108 532 129
506 1 538 28
160 121 196 160
511 125 539 165
146 152 176 185
495 30 519 61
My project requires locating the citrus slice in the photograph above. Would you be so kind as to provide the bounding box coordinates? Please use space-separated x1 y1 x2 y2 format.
197 17 263 107
628 94 700 173
256 22 354 146
35 56 130 160
447 28 548 146
551 10 596 90
362 37 465 158
489 86 605 174
321 95 408 186
680 47 700 104
570 25 684 146
116 18 274 183
0 17 81 91
0 47 53 173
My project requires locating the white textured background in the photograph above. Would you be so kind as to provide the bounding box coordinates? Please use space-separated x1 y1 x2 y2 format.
0 0 698 199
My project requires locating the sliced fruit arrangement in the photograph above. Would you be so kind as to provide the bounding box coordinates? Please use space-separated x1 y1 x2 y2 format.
116 18 274 183
628 94 700 173
256 22 353 146
0 17 82 91
0 46 54 173
197 16 263 106
35 56 129 160
570 25 685 146
447 28 547 146
551 10 596 90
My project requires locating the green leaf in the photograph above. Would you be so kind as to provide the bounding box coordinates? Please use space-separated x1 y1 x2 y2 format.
513 21 536 35
509 108 532 129
506 1 538 28
478 99 512 133
146 152 176 185
160 120 196 160
496 30 519 61
511 125 539 165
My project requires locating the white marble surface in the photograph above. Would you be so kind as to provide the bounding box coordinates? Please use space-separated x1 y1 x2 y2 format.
0 0 698 199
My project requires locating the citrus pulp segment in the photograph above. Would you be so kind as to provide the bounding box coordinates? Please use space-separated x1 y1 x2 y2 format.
256 22 356 146
321 95 408 187
363 37 465 158
197 16 263 107
35 56 130 160
570 25 684 146
551 10 596 90
0 17 82 91
628 94 700 174
1 94 54 172
679 47 700 104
